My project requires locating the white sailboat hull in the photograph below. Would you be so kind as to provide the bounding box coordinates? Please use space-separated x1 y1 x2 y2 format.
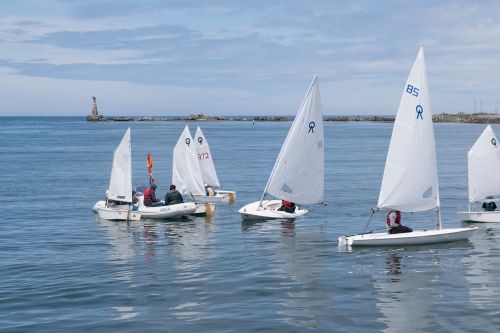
93 202 141 221
457 211 500 223
94 200 196 219
192 190 236 203
238 200 308 220
138 202 196 219
338 227 477 247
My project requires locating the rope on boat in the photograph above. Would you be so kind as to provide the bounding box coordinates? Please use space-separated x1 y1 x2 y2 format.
362 208 376 233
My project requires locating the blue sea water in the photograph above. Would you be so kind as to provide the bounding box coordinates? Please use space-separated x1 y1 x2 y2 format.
0 117 499 333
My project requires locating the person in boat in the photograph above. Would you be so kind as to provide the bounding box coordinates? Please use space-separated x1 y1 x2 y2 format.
482 196 497 211
205 184 216 196
386 209 412 234
165 184 184 205
278 199 296 213
143 183 162 207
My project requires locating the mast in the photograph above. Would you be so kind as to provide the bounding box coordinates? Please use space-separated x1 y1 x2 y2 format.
436 207 442 230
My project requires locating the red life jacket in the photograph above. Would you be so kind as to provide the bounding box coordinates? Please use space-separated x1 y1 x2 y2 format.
282 200 294 208
144 188 154 203
386 210 401 227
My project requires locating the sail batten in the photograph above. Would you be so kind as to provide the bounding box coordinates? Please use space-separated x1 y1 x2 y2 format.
107 127 132 203
264 75 324 204
377 47 440 213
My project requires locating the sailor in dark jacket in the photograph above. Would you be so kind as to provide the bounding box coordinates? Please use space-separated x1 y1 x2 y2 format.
165 184 184 205
386 209 412 234
482 196 497 211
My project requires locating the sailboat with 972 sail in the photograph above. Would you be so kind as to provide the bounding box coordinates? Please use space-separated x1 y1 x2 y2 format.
172 126 215 216
239 75 324 220
338 47 476 247
193 126 236 203
458 125 500 222
93 127 141 221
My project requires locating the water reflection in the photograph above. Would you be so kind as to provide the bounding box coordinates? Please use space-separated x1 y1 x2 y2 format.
462 224 500 310
164 218 214 321
385 252 402 277
96 217 140 321
242 219 330 330
97 216 215 322
373 250 439 333
278 222 330 329
96 217 137 282
142 222 158 259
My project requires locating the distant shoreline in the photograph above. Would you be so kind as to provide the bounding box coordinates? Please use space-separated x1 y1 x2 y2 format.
86 113 500 123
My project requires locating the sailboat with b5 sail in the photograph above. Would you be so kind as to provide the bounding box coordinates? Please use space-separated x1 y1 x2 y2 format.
338 47 476 247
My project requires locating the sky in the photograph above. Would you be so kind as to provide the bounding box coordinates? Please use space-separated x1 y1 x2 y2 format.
0 0 499 116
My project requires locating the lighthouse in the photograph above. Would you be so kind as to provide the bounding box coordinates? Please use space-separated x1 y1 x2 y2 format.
86 96 103 121
91 96 98 116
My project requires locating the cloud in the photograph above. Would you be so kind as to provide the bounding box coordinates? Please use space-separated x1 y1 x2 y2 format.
0 1 500 115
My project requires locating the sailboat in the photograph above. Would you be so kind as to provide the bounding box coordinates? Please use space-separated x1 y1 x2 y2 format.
239 75 324 220
458 125 500 222
338 47 476 247
193 126 236 203
172 126 215 216
93 127 141 221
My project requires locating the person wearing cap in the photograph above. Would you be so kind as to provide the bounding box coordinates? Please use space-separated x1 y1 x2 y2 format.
165 184 184 205
386 209 412 234
143 183 162 207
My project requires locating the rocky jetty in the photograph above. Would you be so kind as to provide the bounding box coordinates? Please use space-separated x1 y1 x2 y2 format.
86 113 500 123
86 111 292 122
324 113 500 123
84 94 500 124
432 112 500 123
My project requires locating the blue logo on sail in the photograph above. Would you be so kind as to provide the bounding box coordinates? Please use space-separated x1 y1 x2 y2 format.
416 105 424 120
308 121 315 133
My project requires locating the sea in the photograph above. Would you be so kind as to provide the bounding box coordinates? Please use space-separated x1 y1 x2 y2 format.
1 117 499 333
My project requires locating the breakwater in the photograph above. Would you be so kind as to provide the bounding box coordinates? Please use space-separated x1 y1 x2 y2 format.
86 113 500 123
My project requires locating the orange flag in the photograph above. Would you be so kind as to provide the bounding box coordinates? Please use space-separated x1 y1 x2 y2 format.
147 153 155 185
147 153 153 175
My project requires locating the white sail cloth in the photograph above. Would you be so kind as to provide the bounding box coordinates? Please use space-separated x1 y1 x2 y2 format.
264 75 324 204
107 127 132 203
194 126 221 188
377 47 440 212
172 126 206 196
468 125 500 203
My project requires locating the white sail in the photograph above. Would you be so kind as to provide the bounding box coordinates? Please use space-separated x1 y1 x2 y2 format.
377 47 440 212
264 75 324 204
468 125 500 203
172 126 205 196
107 127 132 203
194 126 221 188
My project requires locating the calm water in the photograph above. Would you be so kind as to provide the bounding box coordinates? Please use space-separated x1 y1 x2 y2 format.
1 117 499 333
